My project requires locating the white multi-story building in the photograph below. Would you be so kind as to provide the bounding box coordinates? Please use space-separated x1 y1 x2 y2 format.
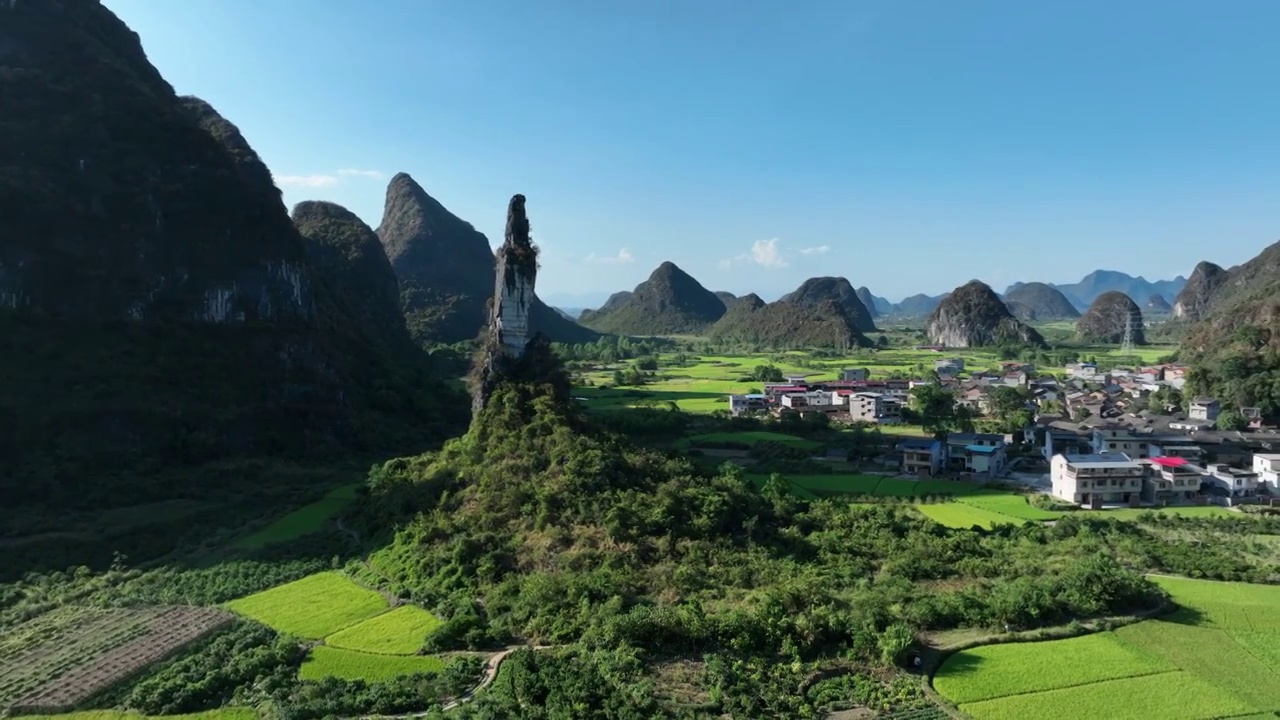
1204 463 1259 498
1050 453 1146 506
1251 454 1280 491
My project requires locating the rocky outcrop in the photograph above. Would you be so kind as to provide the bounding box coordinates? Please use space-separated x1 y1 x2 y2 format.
926 281 1044 348
578 262 725 335
707 294 869 348
1004 282 1080 319
780 277 877 332
1076 292 1145 344
1146 294 1172 313
1172 261 1229 321
471 195 570 413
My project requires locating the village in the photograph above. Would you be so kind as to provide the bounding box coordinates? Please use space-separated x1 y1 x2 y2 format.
727 355 1280 510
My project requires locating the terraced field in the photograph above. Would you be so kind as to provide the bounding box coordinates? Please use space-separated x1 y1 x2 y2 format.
934 576 1280 719
224 572 449 682
223 571 386 639
1 606 232 714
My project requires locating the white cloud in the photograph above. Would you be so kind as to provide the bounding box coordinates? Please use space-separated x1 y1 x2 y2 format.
798 245 830 255
721 238 788 269
276 174 339 188
337 168 387 180
276 169 387 189
584 248 635 265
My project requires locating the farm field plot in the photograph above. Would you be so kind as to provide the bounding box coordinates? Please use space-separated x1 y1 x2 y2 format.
235 484 359 549
955 494 1062 521
680 431 821 449
933 633 1175 703
915 503 1029 529
10 711 257 720
299 646 446 682
758 473 993 500
324 605 443 655
223 572 386 639
934 576 1280 719
1 606 232 714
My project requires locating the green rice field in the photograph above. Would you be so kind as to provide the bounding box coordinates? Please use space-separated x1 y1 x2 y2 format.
324 605 443 655
235 484 360 549
298 646 447 682
934 577 1280 719
224 572 387 639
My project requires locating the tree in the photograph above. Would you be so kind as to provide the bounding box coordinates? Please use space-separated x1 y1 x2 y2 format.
876 335 890 349
752 364 784 382
908 383 963 437
1215 409 1246 432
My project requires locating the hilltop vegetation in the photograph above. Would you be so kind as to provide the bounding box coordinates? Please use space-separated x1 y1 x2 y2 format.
927 282 1044 348
1183 240 1280 413
1076 291 1145 345
579 262 726 335
706 294 870 348
1004 282 1080 319
779 277 878 333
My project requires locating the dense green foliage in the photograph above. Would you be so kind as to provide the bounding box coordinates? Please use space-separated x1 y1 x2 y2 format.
579 262 727 335
1076 291 1145 344
707 294 871 348
778 277 878 333
358 380 1162 661
927 282 1045 347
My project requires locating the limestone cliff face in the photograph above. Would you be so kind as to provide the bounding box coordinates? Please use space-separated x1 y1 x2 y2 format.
1076 291 1145 344
472 195 552 413
1173 261 1229 321
926 281 1044 348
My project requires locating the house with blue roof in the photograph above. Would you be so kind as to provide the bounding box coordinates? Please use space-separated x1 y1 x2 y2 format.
945 432 1008 477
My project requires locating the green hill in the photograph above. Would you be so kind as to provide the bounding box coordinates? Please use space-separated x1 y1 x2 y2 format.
579 261 726 335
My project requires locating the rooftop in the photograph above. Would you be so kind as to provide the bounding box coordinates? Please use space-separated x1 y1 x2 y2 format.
966 444 1000 454
1149 456 1189 468
896 437 939 450
1061 452 1140 467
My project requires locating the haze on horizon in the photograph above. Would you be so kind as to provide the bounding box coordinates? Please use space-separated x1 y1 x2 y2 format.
103 0 1280 304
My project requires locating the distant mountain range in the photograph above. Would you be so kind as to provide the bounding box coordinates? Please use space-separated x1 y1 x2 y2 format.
1005 270 1186 312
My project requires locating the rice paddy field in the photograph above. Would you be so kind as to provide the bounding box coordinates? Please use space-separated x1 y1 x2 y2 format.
235 484 359 550
223 572 449 683
933 577 1280 719
678 431 822 449
574 345 1176 413
224 572 387 639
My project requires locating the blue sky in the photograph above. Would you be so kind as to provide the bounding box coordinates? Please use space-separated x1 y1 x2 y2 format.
105 0 1280 305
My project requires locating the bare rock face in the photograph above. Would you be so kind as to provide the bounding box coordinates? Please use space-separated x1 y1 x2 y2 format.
471 195 569 413
926 281 1044 348
1076 291 1145 344
1173 261 1229 321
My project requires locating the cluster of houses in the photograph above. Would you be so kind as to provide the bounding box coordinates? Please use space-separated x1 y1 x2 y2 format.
728 368 918 423
727 358 1280 508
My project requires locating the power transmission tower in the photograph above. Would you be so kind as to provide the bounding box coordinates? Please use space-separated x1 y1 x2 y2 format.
1119 309 1135 355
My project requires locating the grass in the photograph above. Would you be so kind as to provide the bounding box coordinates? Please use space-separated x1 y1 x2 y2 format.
933 633 1175 703
1082 506 1237 521
235 484 359 549
681 431 821 449
224 572 387 639
934 576 1280 719
324 605 443 655
10 707 257 712
916 503 1028 529
299 646 446 682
